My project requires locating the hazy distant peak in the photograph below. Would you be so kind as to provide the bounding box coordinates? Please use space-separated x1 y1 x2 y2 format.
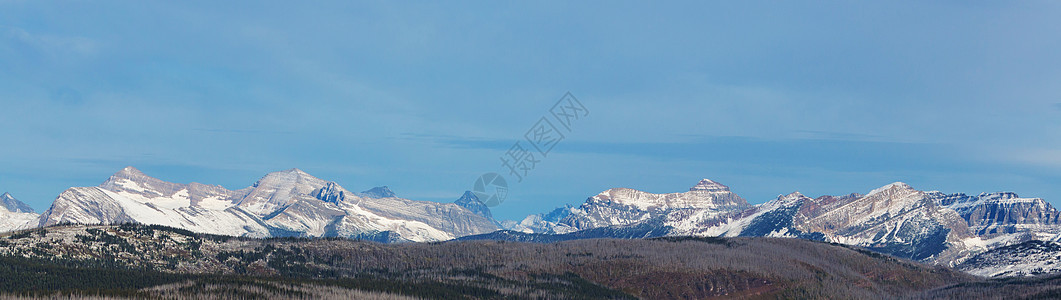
253 168 325 188
689 179 730 192
360 186 396 199
103 166 153 184
455 190 492 219
1 192 35 213
281 168 308 175
454 191 479 205
118 166 146 176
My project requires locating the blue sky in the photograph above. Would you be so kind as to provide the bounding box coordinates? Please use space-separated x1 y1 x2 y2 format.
1 1 1060 221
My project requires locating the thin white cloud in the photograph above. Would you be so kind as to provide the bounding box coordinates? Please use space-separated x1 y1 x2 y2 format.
996 148 1061 168
2 26 98 55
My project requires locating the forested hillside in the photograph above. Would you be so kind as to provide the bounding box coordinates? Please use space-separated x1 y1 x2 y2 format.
0 224 989 299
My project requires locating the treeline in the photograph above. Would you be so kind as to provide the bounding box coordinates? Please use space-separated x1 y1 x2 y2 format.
0 255 187 297
0 254 604 299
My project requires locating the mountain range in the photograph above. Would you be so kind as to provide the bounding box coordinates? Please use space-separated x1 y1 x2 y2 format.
491 179 1061 271
2 167 1059 277
0 167 496 242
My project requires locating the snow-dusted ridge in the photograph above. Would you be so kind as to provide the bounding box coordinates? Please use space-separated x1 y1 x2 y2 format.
27 167 497 242
501 178 1061 275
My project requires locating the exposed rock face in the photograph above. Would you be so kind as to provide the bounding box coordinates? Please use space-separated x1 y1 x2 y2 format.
1 192 35 213
936 192 1061 238
555 179 750 233
454 191 492 219
33 167 497 242
314 182 347 204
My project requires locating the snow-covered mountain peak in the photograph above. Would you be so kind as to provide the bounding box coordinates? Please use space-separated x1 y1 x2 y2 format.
265 168 314 179
589 184 747 211
252 168 327 189
779 192 806 202
99 166 185 197
120 165 145 175
102 166 151 184
313 182 349 204
30 168 497 241
240 168 331 216
1 192 35 214
690 179 730 192
561 180 750 232
867 182 916 197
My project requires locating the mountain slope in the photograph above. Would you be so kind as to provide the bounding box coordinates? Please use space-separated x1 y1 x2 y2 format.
0 224 975 299
0 193 37 232
32 167 496 242
789 183 974 264
957 240 1061 277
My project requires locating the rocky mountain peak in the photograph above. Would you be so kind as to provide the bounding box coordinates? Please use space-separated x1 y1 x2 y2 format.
101 166 153 185
314 182 348 204
116 166 147 177
455 191 492 219
866 182 916 197
360 186 396 199
252 168 326 188
456 191 478 202
240 168 331 216
690 179 730 192
1 192 35 214
99 166 184 197
780 191 807 201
